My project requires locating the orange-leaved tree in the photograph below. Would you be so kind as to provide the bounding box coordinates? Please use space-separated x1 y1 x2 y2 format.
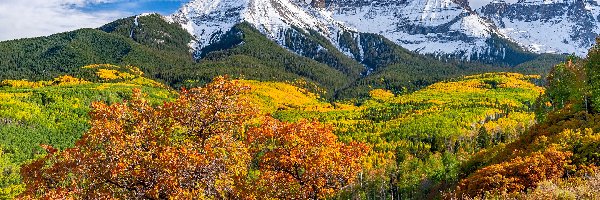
19 76 257 199
244 117 370 199
18 76 369 199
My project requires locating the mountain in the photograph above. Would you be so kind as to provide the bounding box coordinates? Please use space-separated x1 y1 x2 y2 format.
169 0 596 63
0 0 572 100
169 0 352 57
169 0 525 63
329 0 505 60
479 0 600 56
0 12 550 100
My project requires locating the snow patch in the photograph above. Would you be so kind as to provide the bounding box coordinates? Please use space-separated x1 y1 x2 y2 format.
167 0 600 61
171 0 356 56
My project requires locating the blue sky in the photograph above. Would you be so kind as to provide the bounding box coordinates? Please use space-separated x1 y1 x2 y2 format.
0 0 188 41
79 0 188 15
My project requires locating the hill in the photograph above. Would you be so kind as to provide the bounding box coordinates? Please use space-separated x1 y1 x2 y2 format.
451 43 600 198
0 14 564 99
267 72 544 199
0 64 545 198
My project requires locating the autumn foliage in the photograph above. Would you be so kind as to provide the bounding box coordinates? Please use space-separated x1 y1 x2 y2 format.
245 117 369 199
17 76 368 199
454 147 572 198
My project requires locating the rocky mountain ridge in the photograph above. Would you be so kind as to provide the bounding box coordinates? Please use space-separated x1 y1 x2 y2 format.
479 0 600 55
169 0 600 62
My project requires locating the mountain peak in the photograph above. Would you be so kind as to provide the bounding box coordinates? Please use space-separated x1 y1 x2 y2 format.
171 0 350 56
169 0 600 62
479 0 600 55
171 0 501 61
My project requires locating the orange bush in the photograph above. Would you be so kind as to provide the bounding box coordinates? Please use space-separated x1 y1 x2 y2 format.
19 76 257 199
454 148 572 198
244 117 370 199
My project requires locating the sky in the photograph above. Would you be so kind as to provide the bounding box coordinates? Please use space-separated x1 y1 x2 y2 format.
0 0 188 41
0 0 576 42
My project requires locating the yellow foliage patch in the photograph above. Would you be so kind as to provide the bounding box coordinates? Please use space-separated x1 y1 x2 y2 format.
84 64 166 88
240 80 337 113
53 75 90 86
96 69 135 80
1 76 90 88
0 92 41 121
1 80 48 88
369 89 395 100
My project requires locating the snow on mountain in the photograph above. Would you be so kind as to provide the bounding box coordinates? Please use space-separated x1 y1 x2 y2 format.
170 0 353 56
170 0 506 61
169 0 600 62
479 0 600 56
328 0 502 60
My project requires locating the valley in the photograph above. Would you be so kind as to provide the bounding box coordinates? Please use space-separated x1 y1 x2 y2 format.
0 66 544 199
0 0 599 199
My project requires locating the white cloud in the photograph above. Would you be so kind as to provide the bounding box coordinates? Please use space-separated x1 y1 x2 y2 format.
0 0 130 41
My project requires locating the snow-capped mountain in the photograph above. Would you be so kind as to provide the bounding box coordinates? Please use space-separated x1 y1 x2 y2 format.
170 0 504 61
479 0 600 56
169 0 600 62
328 0 503 60
169 0 354 56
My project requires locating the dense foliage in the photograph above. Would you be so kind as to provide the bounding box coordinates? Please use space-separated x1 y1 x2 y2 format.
17 77 368 199
0 65 174 198
19 77 256 199
0 63 550 199
455 147 572 197
450 40 600 199
252 72 543 199
245 117 369 199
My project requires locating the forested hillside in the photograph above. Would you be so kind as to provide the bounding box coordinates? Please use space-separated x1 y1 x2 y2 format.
450 42 600 199
2 53 598 198
0 14 564 99
0 62 552 198
270 72 544 199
